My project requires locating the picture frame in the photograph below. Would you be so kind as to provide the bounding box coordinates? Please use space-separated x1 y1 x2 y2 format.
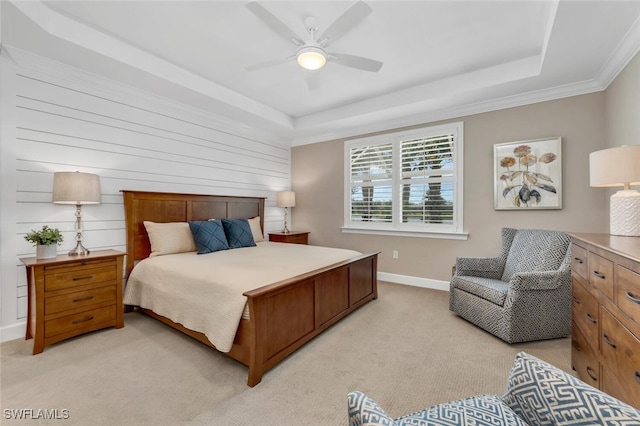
494 137 562 210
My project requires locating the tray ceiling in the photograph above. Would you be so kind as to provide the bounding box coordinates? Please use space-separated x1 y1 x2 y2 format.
3 1 640 145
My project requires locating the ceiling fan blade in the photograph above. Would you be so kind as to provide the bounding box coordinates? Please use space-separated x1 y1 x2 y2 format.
246 55 295 72
246 2 305 46
328 53 383 72
317 1 372 46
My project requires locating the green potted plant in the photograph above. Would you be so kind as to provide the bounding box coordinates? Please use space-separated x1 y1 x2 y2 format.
24 225 64 259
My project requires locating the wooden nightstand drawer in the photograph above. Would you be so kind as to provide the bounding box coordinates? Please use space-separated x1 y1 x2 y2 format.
21 250 125 354
269 231 309 245
589 252 614 300
45 304 117 338
45 262 117 292
45 284 116 316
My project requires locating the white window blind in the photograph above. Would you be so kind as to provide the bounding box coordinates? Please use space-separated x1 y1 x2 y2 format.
344 122 464 238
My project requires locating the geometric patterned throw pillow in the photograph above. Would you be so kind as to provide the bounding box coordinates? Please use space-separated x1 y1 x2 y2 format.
502 352 640 426
221 218 256 249
188 220 229 254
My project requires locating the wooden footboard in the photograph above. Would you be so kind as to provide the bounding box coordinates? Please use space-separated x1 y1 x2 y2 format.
244 252 378 386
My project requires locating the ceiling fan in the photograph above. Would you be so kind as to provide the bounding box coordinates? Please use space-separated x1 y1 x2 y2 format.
245 1 383 73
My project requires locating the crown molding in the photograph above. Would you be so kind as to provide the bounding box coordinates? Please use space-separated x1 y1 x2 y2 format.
596 14 640 88
290 78 605 147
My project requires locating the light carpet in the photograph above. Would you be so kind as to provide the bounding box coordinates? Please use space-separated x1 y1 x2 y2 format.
1 282 570 425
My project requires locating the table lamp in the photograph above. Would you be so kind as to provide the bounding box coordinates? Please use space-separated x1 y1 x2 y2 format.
53 171 101 255
589 145 640 236
277 191 295 234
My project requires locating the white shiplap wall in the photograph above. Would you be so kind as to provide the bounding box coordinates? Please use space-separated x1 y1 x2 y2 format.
1 48 292 341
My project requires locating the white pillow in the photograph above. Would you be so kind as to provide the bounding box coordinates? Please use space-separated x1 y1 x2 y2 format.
143 221 197 256
248 216 264 242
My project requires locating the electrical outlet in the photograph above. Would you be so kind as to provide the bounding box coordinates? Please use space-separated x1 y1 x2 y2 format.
392 250 398 259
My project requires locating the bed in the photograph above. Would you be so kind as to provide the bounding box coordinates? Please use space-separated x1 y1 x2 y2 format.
121 190 378 386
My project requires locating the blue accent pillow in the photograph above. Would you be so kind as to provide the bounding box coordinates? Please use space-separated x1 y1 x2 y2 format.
221 218 256 249
188 220 229 254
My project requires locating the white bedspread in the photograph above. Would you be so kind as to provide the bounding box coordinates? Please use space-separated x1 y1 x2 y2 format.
123 242 362 352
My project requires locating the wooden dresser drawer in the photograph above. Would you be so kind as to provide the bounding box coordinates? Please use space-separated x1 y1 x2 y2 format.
572 277 599 346
571 243 588 280
45 284 116 316
589 252 614 300
45 262 117 292
617 265 640 326
599 307 640 405
602 367 640 409
45 304 116 338
571 322 600 388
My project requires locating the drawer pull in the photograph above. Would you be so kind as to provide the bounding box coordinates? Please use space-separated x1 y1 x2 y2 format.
72 275 95 281
72 315 94 324
602 333 617 349
592 271 606 280
72 295 94 303
626 291 640 305
572 296 581 305
571 342 582 352
586 313 597 324
586 367 598 381
573 258 584 264
635 371 640 385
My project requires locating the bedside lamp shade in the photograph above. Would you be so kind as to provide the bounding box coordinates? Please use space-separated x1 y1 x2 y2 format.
277 191 296 234
277 191 296 208
53 172 101 205
53 172 101 255
589 145 640 236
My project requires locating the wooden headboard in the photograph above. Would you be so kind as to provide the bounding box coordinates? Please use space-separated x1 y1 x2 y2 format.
121 190 266 277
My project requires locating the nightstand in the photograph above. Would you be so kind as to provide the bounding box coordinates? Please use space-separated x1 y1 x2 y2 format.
20 249 125 355
268 231 309 245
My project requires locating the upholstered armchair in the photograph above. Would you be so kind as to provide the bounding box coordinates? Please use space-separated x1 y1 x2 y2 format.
449 228 571 343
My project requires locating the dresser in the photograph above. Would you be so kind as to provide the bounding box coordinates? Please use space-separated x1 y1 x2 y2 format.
21 250 125 355
569 233 640 408
268 231 309 245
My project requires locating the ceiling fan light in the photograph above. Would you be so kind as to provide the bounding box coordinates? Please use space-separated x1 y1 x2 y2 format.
297 47 326 70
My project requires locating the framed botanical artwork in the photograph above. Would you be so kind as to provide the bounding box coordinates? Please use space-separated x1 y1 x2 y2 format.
494 137 562 210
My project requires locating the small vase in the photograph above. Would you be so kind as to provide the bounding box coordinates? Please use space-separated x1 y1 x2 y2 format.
36 244 58 260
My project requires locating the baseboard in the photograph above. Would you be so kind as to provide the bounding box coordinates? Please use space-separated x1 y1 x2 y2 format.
1 321 26 343
377 272 450 292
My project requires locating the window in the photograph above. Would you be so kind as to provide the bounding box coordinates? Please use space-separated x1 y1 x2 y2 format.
344 122 464 239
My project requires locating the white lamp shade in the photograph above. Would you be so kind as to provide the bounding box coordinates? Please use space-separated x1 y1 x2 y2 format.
589 145 640 187
52 172 101 204
277 191 296 208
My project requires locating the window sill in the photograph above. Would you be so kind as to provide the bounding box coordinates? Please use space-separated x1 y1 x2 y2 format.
341 227 468 240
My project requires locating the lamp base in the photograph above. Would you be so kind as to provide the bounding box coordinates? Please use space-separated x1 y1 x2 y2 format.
610 190 640 236
68 241 90 256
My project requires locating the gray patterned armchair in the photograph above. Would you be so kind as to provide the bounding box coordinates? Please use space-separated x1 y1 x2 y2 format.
449 228 571 343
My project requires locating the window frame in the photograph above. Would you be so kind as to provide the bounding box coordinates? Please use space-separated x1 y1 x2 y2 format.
343 121 466 240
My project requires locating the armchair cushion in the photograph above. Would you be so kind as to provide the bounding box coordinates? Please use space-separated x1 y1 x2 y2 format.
501 229 570 282
450 276 510 306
